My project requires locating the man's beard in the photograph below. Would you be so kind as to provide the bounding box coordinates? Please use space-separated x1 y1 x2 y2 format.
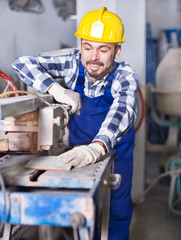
85 60 106 79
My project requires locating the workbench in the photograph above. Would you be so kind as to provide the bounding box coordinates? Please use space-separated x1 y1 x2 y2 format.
0 151 118 240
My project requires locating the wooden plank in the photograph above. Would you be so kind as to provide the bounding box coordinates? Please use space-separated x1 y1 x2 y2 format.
25 156 72 171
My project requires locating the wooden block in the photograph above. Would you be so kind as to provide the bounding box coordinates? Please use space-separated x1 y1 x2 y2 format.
25 156 72 171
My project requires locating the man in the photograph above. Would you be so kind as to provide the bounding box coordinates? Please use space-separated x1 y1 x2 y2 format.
12 7 138 240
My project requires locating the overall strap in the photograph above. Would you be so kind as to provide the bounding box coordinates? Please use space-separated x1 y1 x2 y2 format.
76 61 85 86
105 62 119 89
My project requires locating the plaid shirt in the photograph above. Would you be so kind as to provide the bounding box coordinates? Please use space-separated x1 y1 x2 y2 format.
12 49 138 151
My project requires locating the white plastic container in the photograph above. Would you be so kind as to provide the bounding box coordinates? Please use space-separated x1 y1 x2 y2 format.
156 48 181 118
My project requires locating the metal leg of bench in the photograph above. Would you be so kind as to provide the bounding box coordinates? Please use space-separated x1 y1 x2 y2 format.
2 223 12 240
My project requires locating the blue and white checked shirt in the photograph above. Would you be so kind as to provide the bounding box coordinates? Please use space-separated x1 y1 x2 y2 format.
12 49 138 152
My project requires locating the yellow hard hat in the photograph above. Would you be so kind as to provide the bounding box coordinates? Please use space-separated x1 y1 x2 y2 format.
75 7 125 44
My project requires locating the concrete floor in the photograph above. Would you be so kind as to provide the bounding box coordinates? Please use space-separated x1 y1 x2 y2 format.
130 183 181 240
8 152 181 239
130 152 181 240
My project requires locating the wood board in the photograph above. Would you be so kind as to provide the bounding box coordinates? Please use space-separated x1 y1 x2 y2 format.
25 156 72 171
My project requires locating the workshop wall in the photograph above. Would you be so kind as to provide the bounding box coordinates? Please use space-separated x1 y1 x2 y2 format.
147 0 181 39
0 0 76 75
117 0 146 202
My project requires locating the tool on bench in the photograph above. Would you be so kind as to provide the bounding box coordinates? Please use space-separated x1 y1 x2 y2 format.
0 92 72 183
0 93 69 153
0 92 121 240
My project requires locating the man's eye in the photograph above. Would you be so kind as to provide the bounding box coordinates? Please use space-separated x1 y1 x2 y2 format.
85 48 91 51
100 48 108 53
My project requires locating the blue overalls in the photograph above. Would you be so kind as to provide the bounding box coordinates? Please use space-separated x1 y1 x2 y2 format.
68 62 135 240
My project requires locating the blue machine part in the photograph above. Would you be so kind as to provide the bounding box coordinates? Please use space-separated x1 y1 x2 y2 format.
0 191 94 227
146 23 156 87
164 29 178 44
0 152 114 235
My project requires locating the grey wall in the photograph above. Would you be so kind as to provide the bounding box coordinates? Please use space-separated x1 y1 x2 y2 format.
147 0 181 39
117 0 146 202
0 0 76 75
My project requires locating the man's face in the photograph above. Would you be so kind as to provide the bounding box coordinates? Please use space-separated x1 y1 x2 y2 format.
80 39 121 83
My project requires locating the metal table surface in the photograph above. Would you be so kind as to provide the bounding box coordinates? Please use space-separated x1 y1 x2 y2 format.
0 94 53 119
0 152 115 240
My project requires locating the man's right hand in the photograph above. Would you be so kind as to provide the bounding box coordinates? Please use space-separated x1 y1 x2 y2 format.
48 82 81 114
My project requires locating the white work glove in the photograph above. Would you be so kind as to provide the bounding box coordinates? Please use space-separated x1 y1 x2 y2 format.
48 82 81 114
57 143 106 168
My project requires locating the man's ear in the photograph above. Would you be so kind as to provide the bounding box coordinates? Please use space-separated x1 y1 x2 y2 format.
79 39 82 53
115 45 121 59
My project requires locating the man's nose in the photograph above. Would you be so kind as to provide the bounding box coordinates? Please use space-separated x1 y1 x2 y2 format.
91 49 99 60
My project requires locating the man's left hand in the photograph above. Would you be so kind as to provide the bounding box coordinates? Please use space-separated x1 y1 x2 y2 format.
57 143 106 168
